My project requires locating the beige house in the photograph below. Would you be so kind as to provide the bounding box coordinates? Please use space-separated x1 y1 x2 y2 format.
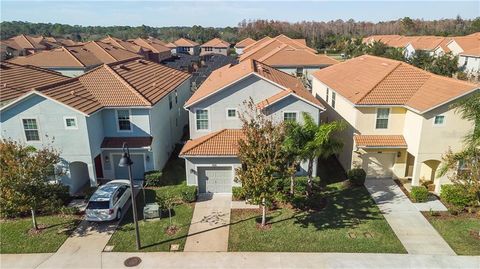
200 38 230 56
312 55 478 193
171 38 200 55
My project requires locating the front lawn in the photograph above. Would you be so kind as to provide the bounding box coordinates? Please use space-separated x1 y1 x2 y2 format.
228 183 406 253
424 213 480 255
0 215 80 253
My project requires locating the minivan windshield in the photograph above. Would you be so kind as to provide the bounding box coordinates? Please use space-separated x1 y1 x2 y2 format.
86 201 110 210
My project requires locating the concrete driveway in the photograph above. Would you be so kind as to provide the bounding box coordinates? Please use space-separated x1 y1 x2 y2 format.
184 193 232 252
365 179 456 256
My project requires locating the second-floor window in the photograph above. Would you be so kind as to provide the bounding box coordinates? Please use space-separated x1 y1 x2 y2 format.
226 108 237 119
331 91 336 108
196 109 209 130
296 67 303 77
64 117 78 129
326 88 329 103
22 118 40 141
205 47 213 52
175 90 178 104
117 110 131 131
283 112 298 122
434 115 445 125
169 94 173 110
376 108 390 129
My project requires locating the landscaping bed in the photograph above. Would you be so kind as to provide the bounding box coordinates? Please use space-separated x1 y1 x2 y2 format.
0 214 81 253
228 182 406 253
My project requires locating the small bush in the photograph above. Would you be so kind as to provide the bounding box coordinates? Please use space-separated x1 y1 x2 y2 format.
410 186 429 202
441 184 477 208
232 186 246 200
347 168 366 186
145 170 163 187
155 184 197 203
180 185 197 203
59 206 80 215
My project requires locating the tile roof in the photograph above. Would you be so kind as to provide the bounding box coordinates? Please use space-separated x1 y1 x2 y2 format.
8 41 141 68
180 129 244 156
354 135 407 148
0 62 69 102
466 32 480 37
173 38 199 47
201 38 230 48
242 36 273 52
100 36 146 54
312 55 478 113
449 36 480 52
460 47 480 57
101 136 152 148
235 38 256 48
1 59 190 115
185 59 322 109
7 34 47 50
129 38 171 53
408 36 448 51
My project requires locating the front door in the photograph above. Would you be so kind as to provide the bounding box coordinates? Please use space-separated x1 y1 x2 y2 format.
94 154 103 180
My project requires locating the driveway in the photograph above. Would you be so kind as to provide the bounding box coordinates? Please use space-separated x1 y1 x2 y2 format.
184 193 231 252
365 179 456 256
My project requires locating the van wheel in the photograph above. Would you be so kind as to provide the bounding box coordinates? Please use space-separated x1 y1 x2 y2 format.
116 209 122 220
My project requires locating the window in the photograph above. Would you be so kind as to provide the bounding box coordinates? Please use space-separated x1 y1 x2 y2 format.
296 67 304 77
331 91 336 108
117 110 131 131
22 118 40 141
64 117 77 129
283 112 297 122
434 115 445 125
205 47 213 52
168 94 173 109
326 88 329 103
226 108 237 119
196 109 209 130
375 108 390 129
175 90 178 104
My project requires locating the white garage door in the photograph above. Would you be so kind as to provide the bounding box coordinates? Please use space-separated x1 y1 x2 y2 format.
362 153 395 179
197 167 232 193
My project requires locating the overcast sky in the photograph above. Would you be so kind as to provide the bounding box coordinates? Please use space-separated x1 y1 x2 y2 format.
1 1 478 27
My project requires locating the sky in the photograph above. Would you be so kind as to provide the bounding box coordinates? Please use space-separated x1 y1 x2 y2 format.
1 1 478 27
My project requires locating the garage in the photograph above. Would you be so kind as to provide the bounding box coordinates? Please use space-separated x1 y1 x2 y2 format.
362 152 395 179
197 167 233 193
112 154 145 180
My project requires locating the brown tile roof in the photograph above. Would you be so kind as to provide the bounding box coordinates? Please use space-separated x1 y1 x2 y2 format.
235 38 256 48
242 36 273 53
408 36 447 51
466 32 480 37
129 38 171 53
354 135 407 148
7 34 47 50
0 62 69 102
185 59 322 109
173 38 199 47
449 36 480 52
100 36 146 54
201 38 230 48
294 39 307 46
101 136 152 148
180 129 244 156
8 41 141 68
312 55 478 113
460 47 480 57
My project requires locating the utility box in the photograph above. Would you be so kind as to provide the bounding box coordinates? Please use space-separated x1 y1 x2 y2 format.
143 203 160 219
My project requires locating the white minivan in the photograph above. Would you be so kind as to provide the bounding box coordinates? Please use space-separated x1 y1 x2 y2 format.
85 180 131 222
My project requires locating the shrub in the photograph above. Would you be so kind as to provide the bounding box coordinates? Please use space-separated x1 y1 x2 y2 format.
180 185 197 203
410 186 429 202
155 184 197 203
441 184 477 208
144 170 163 187
59 206 79 215
347 168 366 186
232 186 246 200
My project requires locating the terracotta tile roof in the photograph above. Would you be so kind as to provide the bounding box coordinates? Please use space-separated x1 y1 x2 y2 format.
7 34 47 50
235 38 256 48
8 41 141 68
201 38 230 48
466 32 480 37
460 47 480 57
101 136 152 148
180 129 244 156
294 39 307 46
354 135 407 148
100 36 146 54
312 55 478 113
129 38 171 53
242 36 273 52
408 36 447 51
185 59 322 109
165 42 177 48
146 37 168 46
449 36 480 52
173 38 199 47
0 62 69 102
435 38 452 53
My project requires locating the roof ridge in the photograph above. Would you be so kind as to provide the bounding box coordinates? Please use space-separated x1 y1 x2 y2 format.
62 46 87 67
90 41 118 61
240 38 277 60
258 44 288 62
103 64 152 106
356 59 403 104
20 34 36 48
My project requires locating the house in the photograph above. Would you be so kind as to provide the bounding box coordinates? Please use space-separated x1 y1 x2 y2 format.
179 59 325 194
0 41 21 60
234 37 256 55
9 41 141 77
170 38 200 55
1 59 191 194
445 36 480 76
128 38 172 62
458 47 480 78
311 55 479 193
403 36 449 58
1 34 48 55
239 34 337 80
200 38 230 56
100 36 151 60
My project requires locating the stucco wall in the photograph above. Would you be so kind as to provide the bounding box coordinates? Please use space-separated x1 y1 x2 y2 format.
200 47 228 56
356 107 406 135
459 55 480 75
101 108 151 137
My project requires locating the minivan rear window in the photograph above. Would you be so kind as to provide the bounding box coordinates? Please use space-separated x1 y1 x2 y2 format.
86 201 110 209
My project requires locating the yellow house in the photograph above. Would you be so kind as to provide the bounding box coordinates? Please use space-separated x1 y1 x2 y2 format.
311 55 479 193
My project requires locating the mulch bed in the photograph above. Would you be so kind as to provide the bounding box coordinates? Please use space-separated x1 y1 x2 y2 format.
27 224 47 235
165 225 179 235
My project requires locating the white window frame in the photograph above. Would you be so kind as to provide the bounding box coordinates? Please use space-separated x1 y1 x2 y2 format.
63 116 78 130
433 115 446 126
115 109 133 132
225 108 238 120
375 108 390 129
195 108 210 132
21 117 41 142
283 111 299 122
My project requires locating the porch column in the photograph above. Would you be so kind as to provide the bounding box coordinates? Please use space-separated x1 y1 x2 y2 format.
411 160 422 186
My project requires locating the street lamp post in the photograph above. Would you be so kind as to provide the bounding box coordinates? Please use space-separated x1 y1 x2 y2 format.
118 142 141 250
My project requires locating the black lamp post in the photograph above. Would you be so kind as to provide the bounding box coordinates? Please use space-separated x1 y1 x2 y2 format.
119 142 141 250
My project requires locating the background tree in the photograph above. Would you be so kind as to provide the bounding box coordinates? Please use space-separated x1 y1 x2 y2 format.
428 53 459 77
407 50 434 70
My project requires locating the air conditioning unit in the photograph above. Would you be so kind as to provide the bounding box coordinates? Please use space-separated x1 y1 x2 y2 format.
143 203 160 219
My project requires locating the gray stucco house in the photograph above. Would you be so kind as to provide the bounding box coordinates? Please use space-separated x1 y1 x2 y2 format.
1 59 191 194
179 59 325 194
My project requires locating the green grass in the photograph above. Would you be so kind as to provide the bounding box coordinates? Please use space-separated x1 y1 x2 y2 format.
157 152 187 186
425 214 480 255
0 215 80 253
228 183 406 253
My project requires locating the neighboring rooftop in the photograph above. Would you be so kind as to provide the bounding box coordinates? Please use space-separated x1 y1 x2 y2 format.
312 54 478 113
448 36 480 52
354 135 408 148
129 38 171 53
201 38 230 48
173 38 199 47
180 129 244 156
235 38 256 48
100 36 146 54
460 47 480 57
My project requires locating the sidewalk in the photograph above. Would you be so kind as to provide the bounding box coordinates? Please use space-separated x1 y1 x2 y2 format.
365 179 456 256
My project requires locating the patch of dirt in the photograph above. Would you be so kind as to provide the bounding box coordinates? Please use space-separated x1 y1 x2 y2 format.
27 224 47 235
469 230 480 240
165 225 179 235
255 222 272 231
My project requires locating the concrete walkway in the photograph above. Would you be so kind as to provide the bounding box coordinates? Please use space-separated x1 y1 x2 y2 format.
183 194 231 252
365 179 456 256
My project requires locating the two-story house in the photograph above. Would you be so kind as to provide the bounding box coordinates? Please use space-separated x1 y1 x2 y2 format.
179 59 324 194
200 38 230 56
170 38 200 56
234 37 256 55
1 59 191 194
311 55 479 192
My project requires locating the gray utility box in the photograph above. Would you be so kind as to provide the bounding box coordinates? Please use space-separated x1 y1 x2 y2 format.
143 203 160 219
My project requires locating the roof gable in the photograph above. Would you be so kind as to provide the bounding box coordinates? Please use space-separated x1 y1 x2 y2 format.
201 38 230 48
235 38 256 48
